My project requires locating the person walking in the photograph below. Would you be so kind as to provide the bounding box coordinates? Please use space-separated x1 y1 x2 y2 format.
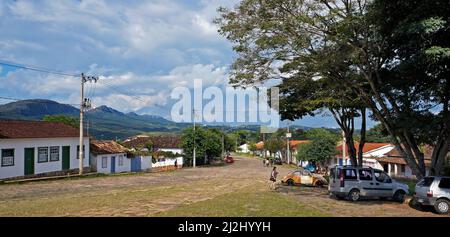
268 167 279 190
174 159 178 169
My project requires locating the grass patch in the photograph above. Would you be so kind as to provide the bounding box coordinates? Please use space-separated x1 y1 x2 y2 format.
157 189 327 217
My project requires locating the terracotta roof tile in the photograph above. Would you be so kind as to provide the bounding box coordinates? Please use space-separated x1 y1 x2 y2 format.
0 120 85 139
122 135 181 149
90 140 128 155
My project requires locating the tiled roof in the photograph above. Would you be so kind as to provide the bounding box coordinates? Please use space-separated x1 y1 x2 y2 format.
255 140 310 150
90 140 128 155
336 142 391 154
122 134 181 149
0 120 86 139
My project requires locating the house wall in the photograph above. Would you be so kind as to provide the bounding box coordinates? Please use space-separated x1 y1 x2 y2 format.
152 157 183 167
0 137 89 179
158 148 183 154
140 156 152 170
362 145 395 158
94 153 130 174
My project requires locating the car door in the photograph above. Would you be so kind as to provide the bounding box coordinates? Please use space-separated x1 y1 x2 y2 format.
301 170 313 185
292 171 302 184
373 170 394 197
358 169 376 197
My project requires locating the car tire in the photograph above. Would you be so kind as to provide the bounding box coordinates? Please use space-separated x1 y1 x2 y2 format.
434 199 450 215
314 181 324 188
348 189 360 202
287 179 294 186
393 190 406 203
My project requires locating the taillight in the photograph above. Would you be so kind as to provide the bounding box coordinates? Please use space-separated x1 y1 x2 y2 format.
427 191 433 197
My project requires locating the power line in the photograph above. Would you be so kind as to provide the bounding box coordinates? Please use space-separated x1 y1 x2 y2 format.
98 80 147 103
0 59 79 77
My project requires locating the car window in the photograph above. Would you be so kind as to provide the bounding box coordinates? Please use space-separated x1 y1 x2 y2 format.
417 177 435 187
438 178 450 189
293 171 302 176
359 169 373 181
302 170 311 176
374 170 391 183
344 169 357 180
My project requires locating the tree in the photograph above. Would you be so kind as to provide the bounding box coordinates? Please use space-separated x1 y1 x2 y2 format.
215 0 368 166
296 128 338 164
248 141 257 155
366 124 391 143
43 115 79 128
264 135 284 159
216 0 449 178
181 126 222 166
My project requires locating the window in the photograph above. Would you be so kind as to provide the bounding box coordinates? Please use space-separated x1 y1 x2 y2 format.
293 171 301 176
50 146 59 161
76 145 85 159
344 169 357 180
118 155 124 166
1 149 14 167
417 177 435 187
438 178 450 189
38 147 49 163
101 157 107 168
359 169 373 181
374 170 391 183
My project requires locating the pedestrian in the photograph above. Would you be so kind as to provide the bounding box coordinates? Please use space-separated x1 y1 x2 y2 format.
268 167 279 190
174 159 178 169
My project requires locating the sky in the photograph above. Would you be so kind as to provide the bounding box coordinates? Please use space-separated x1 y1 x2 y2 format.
0 0 374 128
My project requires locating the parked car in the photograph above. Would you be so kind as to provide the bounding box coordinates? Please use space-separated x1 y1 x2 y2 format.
272 157 282 165
414 176 450 214
224 156 234 163
281 168 328 187
328 166 409 202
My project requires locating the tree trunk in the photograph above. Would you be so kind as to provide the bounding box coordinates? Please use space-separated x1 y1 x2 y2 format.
358 108 366 167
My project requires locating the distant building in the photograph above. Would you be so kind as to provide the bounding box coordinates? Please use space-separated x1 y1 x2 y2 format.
0 120 89 180
90 140 130 174
122 134 183 170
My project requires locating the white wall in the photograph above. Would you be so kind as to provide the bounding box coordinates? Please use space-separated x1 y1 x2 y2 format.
140 156 152 170
158 148 183 155
94 153 130 174
239 144 249 153
0 137 89 179
363 145 395 158
152 157 183 167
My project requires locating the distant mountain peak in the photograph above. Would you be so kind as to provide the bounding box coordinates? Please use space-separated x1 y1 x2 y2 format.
92 105 123 114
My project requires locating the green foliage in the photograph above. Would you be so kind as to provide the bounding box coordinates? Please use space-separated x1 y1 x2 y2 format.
264 135 284 156
181 126 222 166
296 129 338 163
43 115 79 128
366 124 391 143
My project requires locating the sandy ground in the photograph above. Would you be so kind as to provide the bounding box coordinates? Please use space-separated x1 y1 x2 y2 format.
0 156 443 217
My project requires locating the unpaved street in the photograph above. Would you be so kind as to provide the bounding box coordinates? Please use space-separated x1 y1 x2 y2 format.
0 156 442 216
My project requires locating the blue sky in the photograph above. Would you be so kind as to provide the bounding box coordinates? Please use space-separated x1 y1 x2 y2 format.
0 0 374 128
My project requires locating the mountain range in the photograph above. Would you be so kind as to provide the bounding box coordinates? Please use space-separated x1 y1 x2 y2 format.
0 99 188 139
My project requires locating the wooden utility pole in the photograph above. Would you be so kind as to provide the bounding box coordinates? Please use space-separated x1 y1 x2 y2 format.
286 122 291 164
79 73 97 175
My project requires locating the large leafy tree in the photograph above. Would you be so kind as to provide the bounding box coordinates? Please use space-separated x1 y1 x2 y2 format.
216 0 449 178
296 128 339 164
181 126 222 166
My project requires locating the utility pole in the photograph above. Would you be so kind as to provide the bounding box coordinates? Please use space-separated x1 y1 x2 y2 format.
79 73 97 175
192 109 196 168
342 130 346 166
286 121 291 164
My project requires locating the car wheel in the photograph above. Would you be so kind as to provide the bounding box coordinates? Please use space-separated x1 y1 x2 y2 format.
314 181 323 188
393 190 406 203
287 179 294 186
434 199 450 215
348 189 360 202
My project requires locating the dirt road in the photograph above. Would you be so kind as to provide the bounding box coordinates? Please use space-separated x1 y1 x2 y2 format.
0 156 441 216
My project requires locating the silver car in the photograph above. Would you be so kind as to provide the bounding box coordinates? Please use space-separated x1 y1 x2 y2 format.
414 176 450 214
328 166 409 202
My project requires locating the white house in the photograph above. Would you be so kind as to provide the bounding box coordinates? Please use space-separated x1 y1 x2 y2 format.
122 134 183 170
90 140 130 174
0 120 89 180
238 143 249 153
